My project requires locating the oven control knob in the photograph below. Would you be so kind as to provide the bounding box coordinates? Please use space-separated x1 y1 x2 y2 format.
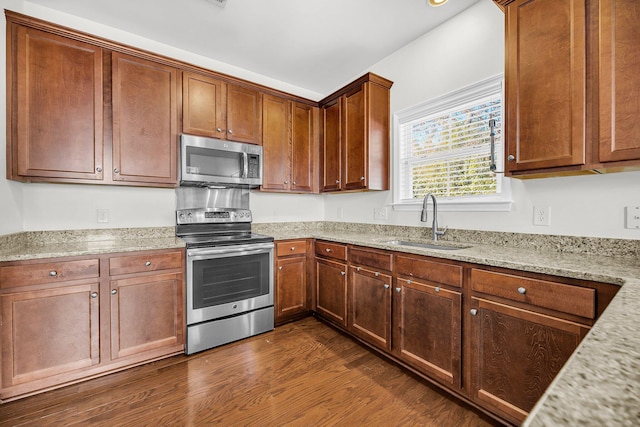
233 304 238 309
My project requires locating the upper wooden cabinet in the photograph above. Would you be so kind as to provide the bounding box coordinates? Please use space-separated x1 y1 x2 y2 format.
498 0 640 176
7 26 104 182
320 73 393 192
112 52 179 185
262 94 318 193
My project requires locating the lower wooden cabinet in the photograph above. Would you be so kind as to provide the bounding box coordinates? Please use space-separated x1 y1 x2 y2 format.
0 248 185 401
275 240 311 324
469 297 589 425
394 277 462 388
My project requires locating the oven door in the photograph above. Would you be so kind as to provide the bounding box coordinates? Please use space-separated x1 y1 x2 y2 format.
186 242 273 325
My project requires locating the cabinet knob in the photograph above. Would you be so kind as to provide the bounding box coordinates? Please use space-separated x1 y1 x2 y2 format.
111 289 117 295
407 279 411 284
335 180 340 184
279 266 283 270
517 287 526 295
360 176 365 181
341 271 346 276
507 154 515 161
290 247 296 251
284 181 289 184
114 168 119 174
395 287 401 293
470 309 478 316
292 181 296 185
96 167 102 173
384 284 390 289
216 127 222 132
434 286 440 293
145 261 151 266
375 272 380 277
356 267 361 272
49 270 58 277
325 248 331 252
228 130 233 134
91 292 98 299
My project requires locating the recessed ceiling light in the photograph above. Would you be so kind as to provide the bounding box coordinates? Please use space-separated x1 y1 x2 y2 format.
428 0 448 6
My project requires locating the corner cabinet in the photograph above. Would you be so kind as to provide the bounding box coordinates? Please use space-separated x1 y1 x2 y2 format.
320 73 393 192
0 248 185 402
496 0 640 176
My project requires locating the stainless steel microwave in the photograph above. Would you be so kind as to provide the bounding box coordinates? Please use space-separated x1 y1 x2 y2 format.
180 134 263 187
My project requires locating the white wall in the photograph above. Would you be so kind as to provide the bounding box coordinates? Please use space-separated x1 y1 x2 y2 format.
323 0 640 240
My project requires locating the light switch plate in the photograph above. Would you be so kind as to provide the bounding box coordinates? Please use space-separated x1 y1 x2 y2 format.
625 206 640 229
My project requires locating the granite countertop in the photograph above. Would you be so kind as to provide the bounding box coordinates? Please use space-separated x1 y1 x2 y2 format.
262 226 640 426
2 223 639 425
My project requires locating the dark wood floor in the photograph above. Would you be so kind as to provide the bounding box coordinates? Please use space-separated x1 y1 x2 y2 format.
0 317 500 426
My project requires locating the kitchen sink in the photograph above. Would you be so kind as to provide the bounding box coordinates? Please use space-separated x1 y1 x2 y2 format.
382 240 471 251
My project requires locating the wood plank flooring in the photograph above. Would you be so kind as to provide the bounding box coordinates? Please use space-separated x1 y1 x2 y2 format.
0 317 500 426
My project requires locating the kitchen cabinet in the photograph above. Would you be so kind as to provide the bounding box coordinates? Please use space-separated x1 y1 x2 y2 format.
111 52 179 186
7 25 104 182
497 0 640 176
182 72 262 144
393 254 463 389
314 241 348 328
0 249 185 401
320 73 393 192
348 247 392 351
468 266 617 425
262 95 318 192
275 240 312 325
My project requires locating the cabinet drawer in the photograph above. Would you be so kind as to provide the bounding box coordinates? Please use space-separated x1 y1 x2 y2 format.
109 250 183 276
0 258 100 289
315 241 347 261
276 240 308 257
395 254 463 288
470 269 596 319
350 246 392 271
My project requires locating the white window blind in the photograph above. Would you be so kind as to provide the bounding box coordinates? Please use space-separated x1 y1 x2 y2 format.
395 76 506 208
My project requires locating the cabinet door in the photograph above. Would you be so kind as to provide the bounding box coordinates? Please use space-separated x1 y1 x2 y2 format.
262 94 290 191
505 0 586 172
599 0 640 163
315 258 347 327
275 256 308 322
470 297 589 425
112 52 178 185
342 85 367 190
13 26 103 181
110 272 184 361
226 83 262 144
182 71 227 139
291 102 317 193
1 283 100 390
322 99 342 191
394 278 461 388
349 266 391 351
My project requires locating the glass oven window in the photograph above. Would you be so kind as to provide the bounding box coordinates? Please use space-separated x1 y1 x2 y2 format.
192 252 269 309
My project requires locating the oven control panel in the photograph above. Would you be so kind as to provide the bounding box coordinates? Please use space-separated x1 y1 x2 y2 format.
176 208 252 224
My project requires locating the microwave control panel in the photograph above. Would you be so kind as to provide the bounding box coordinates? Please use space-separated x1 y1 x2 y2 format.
247 154 260 178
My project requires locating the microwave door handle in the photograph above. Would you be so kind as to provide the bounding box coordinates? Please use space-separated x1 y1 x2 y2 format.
242 152 248 178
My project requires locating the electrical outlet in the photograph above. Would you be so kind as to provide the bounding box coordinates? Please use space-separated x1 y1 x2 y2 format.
97 209 109 223
625 206 640 229
533 206 550 226
374 207 388 220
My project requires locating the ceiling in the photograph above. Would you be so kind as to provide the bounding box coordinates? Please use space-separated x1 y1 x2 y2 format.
25 0 480 97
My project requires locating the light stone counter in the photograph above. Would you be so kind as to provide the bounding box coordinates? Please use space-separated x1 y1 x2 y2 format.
0 227 185 262
255 221 640 426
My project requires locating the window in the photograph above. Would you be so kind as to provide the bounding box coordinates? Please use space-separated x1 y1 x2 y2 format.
393 75 510 211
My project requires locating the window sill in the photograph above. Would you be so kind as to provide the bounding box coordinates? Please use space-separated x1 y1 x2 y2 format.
393 199 512 212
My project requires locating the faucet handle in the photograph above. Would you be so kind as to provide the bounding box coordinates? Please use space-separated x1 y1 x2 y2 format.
436 225 448 236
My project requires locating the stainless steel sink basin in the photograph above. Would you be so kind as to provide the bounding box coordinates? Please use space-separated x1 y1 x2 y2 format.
382 240 470 251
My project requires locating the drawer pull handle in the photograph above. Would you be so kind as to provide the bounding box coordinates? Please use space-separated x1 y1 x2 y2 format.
517 287 526 295
145 261 151 266
326 248 331 252
49 271 58 277
384 284 390 289
375 272 380 277
434 286 440 293
470 309 478 316
395 287 401 293
111 289 117 295
91 292 98 299
341 271 346 276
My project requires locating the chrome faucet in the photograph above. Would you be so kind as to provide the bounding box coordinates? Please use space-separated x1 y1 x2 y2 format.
421 193 447 241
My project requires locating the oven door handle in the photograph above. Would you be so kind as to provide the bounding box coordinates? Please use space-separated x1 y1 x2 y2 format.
187 243 273 258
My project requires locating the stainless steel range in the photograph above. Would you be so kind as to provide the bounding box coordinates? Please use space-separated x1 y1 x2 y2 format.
176 188 274 355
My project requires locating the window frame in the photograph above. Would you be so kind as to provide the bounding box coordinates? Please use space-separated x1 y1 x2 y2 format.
392 74 511 212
